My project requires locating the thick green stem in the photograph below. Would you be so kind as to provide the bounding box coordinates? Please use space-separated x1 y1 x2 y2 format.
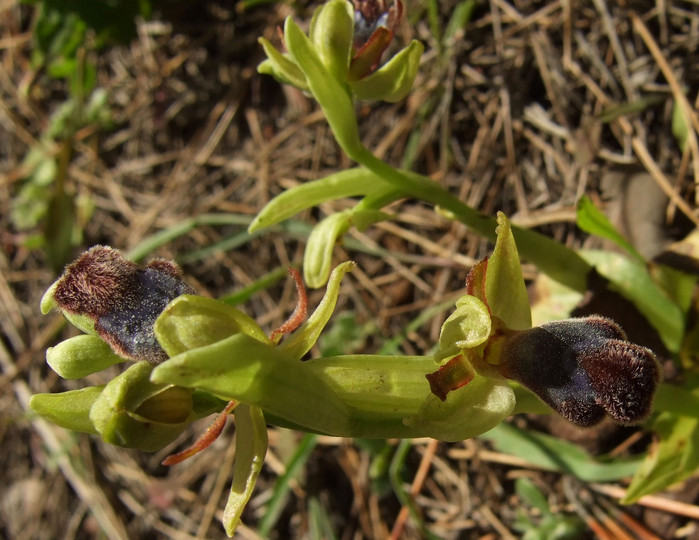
352 146 590 292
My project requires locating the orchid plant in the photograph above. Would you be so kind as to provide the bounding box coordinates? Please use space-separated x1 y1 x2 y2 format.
30 0 684 536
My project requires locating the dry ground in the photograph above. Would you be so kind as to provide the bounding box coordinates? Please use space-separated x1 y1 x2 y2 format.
2 1 699 538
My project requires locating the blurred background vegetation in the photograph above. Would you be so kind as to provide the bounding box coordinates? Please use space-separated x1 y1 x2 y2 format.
3 0 699 538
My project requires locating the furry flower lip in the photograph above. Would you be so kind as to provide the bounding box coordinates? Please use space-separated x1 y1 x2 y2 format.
47 245 196 363
497 316 661 427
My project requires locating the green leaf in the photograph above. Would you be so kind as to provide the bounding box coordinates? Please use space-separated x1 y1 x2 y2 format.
29 386 103 434
222 404 268 536
482 422 641 482
350 208 392 231
623 410 699 503
486 212 532 330
515 477 549 513
672 99 689 151
349 40 425 103
576 195 644 262
581 250 684 353
154 295 270 358
249 168 386 232
623 378 699 503
46 334 125 379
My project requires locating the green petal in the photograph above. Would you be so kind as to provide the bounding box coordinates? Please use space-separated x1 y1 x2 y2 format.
249 168 387 232
284 17 362 155
434 294 491 364
89 362 195 451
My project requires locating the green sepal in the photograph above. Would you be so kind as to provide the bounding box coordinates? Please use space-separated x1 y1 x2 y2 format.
349 40 424 102
308 0 354 83
280 261 356 359
154 294 270 358
303 212 352 288
90 362 196 451
486 212 532 330
257 38 308 91
222 404 268 536
46 334 126 379
29 386 104 434
248 168 386 232
151 333 353 436
404 373 515 441
302 354 434 426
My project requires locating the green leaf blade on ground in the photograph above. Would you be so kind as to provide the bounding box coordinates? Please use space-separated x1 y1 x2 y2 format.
576 195 644 262
581 250 684 353
623 379 699 503
481 422 641 482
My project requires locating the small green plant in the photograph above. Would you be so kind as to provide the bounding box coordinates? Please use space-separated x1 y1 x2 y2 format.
14 0 151 271
30 0 699 536
513 478 585 540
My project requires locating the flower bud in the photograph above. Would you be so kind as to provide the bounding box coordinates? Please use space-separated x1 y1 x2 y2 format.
498 316 660 426
310 0 354 82
43 246 196 364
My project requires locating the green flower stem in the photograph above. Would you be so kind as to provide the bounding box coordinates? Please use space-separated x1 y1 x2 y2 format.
285 15 590 292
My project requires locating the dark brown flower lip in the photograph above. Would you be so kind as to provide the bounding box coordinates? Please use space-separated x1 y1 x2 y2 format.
499 316 660 427
53 246 196 363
